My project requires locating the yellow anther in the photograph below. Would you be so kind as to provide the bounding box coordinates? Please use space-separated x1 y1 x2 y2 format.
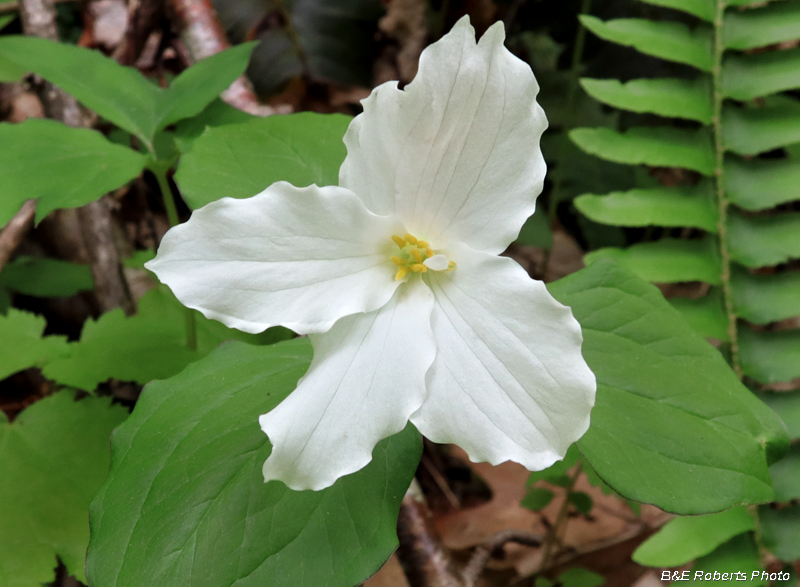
395 266 410 280
417 240 429 248
410 248 423 263
426 248 434 257
392 235 406 248
404 233 418 245
447 261 456 271
411 263 427 273
390 256 405 266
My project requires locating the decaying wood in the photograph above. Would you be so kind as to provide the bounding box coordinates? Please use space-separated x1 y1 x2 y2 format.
114 0 164 65
0 200 36 273
462 530 543 587
396 479 462 587
168 0 277 115
19 0 136 315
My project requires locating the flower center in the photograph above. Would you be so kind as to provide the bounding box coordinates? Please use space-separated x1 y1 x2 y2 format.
389 233 455 280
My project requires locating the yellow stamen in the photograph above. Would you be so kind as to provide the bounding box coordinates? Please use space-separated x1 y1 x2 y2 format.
410 248 423 263
392 235 406 248
417 240 429 248
426 248 434 257
404 233 418 245
388 232 454 280
411 263 427 273
447 261 456 271
395 266 410 280
390 256 405 266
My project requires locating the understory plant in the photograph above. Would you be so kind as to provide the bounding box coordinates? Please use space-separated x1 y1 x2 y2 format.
571 0 800 569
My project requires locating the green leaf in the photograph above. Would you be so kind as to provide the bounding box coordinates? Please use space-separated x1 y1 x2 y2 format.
740 328 800 384
585 238 721 284
42 286 291 390
579 16 713 71
556 568 605 587
633 507 754 567
569 491 593 515
521 487 555 511
760 504 800 562
173 98 254 153
769 444 800 502
0 390 128 585
527 444 581 488
549 261 787 514
726 156 800 211
580 77 712 123
669 290 729 341
570 127 715 175
0 14 15 31
637 0 714 20
0 119 146 225
759 391 800 439
723 0 800 51
723 48 800 101
155 42 257 130
732 266 800 325
0 309 68 380
516 206 553 248
175 113 351 209
728 211 800 268
575 184 717 231
723 98 800 156
688 534 763 585
0 256 92 297
86 338 421 587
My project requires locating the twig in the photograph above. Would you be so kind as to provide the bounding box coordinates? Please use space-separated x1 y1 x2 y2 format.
168 0 277 116
462 530 543 587
420 454 462 510
396 478 461 587
538 463 582 572
113 0 165 65
0 200 36 273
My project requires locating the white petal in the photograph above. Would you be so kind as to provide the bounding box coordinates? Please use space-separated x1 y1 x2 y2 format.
146 182 402 335
339 17 547 254
260 279 435 491
424 254 450 271
410 242 596 470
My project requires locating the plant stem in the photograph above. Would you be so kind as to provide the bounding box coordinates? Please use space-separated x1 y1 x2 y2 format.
153 168 197 351
538 461 582 573
711 0 741 379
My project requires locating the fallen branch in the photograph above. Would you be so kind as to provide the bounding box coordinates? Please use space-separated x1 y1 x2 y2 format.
462 530 544 587
0 200 36 273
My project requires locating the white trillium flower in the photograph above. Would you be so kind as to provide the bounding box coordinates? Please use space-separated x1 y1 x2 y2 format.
146 17 596 491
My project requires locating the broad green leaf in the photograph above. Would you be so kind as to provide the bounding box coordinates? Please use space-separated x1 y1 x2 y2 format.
760 504 800 562
770 444 800 502
740 327 800 384
0 14 14 31
0 36 159 143
726 156 800 211
579 16 713 71
732 266 800 325
0 119 146 225
688 534 764 585
580 77 712 123
0 309 68 380
174 98 254 153
86 339 421 587
42 286 291 391
521 487 555 511
728 211 800 268
176 113 351 209
0 390 127 585
0 17 25 82
585 238 721 284
516 206 553 248
155 42 257 130
637 0 714 20
633 507 754 566
570 127 715 175
760 391 800 439
723 98 800 156
549 261 787 513
0 256 92 297
557 568 604 587
669 290 729 341
724 0 800 51
569 492 593 515
526 444 581 488
723 49 800 101
575 184 717 231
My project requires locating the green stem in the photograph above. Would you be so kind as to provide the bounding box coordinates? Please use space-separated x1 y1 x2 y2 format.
153 167 197 351
711 0 741 379
538 461 582 573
